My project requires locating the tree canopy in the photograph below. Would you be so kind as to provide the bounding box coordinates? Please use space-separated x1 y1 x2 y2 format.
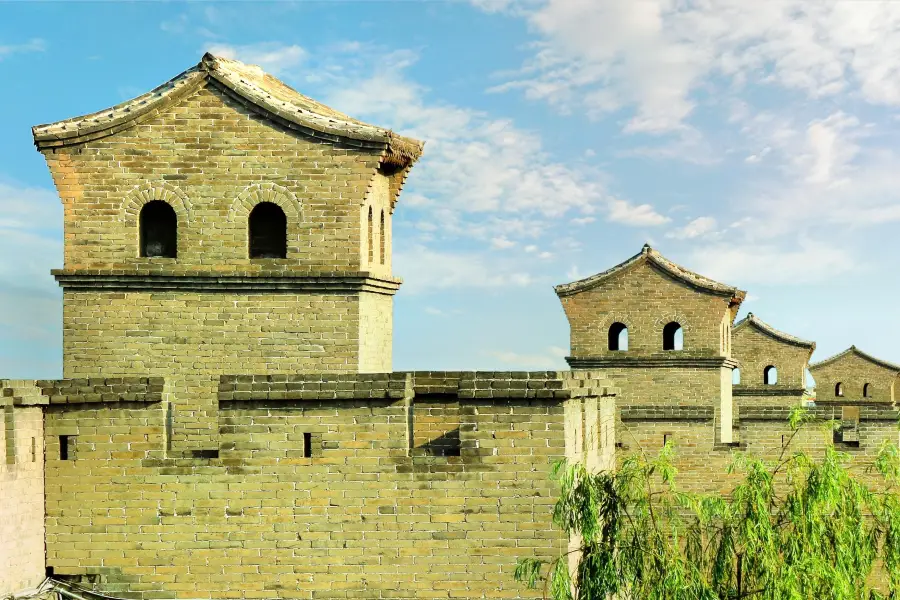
515 407 900 600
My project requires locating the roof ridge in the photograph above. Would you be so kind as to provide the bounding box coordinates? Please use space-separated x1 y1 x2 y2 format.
733 312 816 350
32 53 424 168
809 346 900 372
554 245 747 302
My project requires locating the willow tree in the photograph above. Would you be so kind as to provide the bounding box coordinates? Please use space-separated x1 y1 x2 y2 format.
515 408 900 600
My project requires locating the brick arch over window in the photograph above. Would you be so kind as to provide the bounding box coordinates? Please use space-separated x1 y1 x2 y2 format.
228 183 301 224
122 182 192 222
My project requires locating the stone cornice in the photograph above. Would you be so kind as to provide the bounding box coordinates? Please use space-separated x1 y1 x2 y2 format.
52 271 402 295
620 405 714 421
733 387 806 397
567 355 739 369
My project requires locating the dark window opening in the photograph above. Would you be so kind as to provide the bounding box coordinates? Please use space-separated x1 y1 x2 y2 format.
663 433 671 447
863 383 873 398
379 210 386 265
30 437 35 462
248 202 287 258
59 435 74 461
732 368 741 385
139 201 177 258
367 206 374 264
764 365 778 385
835 382 844 397
663 322 683 351
608 322 629 351
303 432 312 458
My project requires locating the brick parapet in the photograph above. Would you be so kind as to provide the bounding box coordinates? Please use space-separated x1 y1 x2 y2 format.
35 378 165 405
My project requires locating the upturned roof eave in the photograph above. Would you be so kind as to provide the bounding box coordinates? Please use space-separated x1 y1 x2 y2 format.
31 53 424 167
809 346 900 374
733 313 816 351
554 244 747 304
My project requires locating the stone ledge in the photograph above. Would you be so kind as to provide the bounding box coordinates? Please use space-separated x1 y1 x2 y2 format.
733 387 805 397
620 405 714 421
53 271 402 295
568 356 739 369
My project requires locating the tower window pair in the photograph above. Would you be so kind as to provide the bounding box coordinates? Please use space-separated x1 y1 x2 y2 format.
607 321 684 351
139 201 287 259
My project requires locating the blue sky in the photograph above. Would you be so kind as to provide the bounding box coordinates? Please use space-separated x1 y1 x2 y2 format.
1 1 899 379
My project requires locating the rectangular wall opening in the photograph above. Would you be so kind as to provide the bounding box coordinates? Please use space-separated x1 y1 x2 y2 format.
303 432 312 458
59 435 75 461
412 396 461 457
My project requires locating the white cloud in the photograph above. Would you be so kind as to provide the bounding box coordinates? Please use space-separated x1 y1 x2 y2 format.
570 216 595 225
491 236 516 249
207 42 307 74
607 199 670 226
689 240 855 286
424 307 446 316
479 1 900 132
666 216 717 240
0 39 45 60
394 245 535 293
486 346 568 369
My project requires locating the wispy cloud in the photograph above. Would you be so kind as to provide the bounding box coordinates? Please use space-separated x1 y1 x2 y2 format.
478 1 900 133
0 38 45 60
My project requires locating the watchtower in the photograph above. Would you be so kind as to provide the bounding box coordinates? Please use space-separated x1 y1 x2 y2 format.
731 313 815 406
32 53 423 454
555 244 746 454
810 347 899 404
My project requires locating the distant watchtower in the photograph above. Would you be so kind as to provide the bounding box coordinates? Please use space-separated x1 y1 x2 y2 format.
555 244 746 446
32 53 423 454
731 313 815 406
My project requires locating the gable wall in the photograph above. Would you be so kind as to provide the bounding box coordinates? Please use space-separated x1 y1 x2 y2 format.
41 83 384 273
811 353 898 402
732 325 810 389
560 261 734 358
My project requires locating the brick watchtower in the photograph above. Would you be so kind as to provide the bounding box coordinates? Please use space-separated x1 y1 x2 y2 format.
32 53 423 455
555 244 746 455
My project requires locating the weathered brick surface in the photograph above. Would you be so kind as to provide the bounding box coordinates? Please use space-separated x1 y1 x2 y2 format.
0 383 46 595
731 314 814 410
41 372 616 600
810 348 899 403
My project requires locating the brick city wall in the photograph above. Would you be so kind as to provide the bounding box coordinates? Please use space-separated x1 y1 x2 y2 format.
41 371 617 600
0 382 47 595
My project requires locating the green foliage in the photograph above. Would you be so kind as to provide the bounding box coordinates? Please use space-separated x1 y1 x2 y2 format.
516 407 900 599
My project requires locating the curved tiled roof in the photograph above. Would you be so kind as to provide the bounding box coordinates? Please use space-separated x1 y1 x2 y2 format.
32 53 423 168
733 313 816 350
554 244 747 304
809 346 900 373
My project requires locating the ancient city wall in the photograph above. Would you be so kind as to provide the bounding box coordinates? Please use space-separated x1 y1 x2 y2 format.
0 383 47 596
41 371 616 600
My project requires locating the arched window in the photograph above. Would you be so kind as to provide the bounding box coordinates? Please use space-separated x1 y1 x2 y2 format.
379 210 386 264
608 322 628 351
248 202 287 258
139 201 177 258
863 383 872 398
764 365 778 385
662 322 683 351
732 368 741 385
835 382 844 397
367 206 374 264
